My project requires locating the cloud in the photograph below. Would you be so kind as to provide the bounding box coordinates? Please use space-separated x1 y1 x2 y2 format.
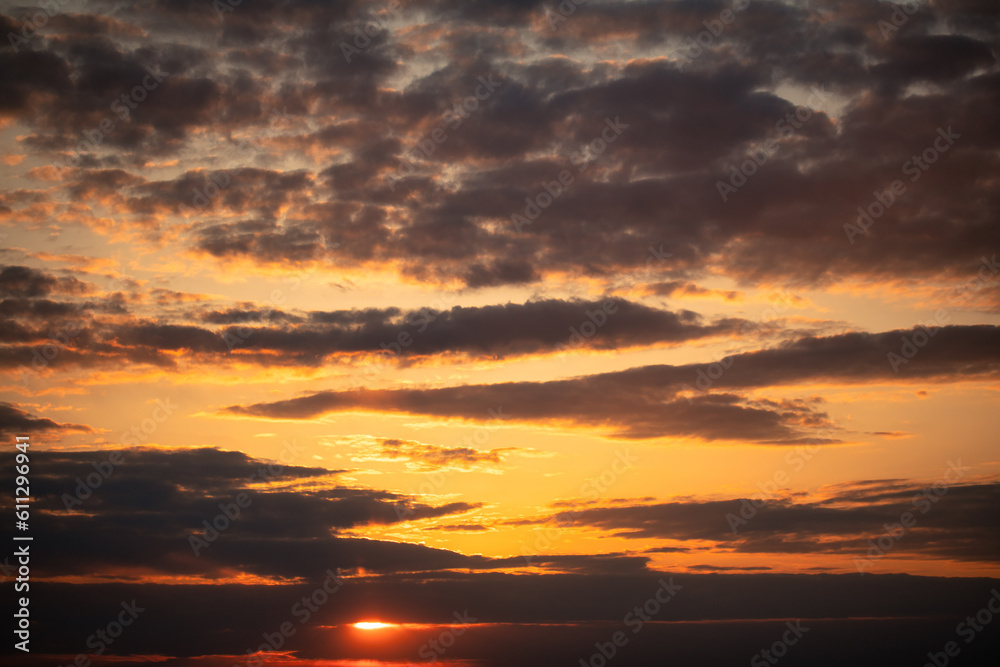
230 387 836 443
345 436 527 472
0 402 93 440
0 266 760 372
525 477 1000 563
0 445 669 587
426 523 491 532
645 281 744 302
2 1 1000 665
688 564 773 571
5 446 500 581
2 0 996 289
0 265 90 298
224 325 1000 441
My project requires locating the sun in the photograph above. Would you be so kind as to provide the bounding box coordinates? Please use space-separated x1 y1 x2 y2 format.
353 621 394 630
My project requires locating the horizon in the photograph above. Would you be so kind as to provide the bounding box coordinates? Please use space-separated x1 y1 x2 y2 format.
1 0 999 665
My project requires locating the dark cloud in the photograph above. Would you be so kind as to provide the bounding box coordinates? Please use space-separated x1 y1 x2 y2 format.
3 438 995 661
0 265 89 298
427 523 491 531
1 446 495 581
0 402 93 440
688 564 773 571
644 546 693 554
350 437 525 471
0 0 997 288
224 325 1000 441
646 281 744 301
232 387 835 443
526 477 1000 563
0 269 758 371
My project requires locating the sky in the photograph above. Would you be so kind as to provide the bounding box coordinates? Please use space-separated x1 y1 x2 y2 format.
0 0 999 665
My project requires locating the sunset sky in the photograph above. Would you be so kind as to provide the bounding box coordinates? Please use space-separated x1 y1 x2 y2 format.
1 0 999 665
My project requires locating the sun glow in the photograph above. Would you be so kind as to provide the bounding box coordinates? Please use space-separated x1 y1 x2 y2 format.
353 621 394 630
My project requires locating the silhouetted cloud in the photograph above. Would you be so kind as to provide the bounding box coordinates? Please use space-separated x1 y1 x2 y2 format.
0 402 93 440
0 265 762 370
1 0 996 287
525 477 1000 563
225 325 1000 441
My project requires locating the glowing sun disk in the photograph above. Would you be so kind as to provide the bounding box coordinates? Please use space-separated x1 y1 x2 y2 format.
354 621 393 630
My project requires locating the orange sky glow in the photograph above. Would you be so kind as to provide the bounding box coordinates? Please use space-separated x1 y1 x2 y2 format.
1 1 999 666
